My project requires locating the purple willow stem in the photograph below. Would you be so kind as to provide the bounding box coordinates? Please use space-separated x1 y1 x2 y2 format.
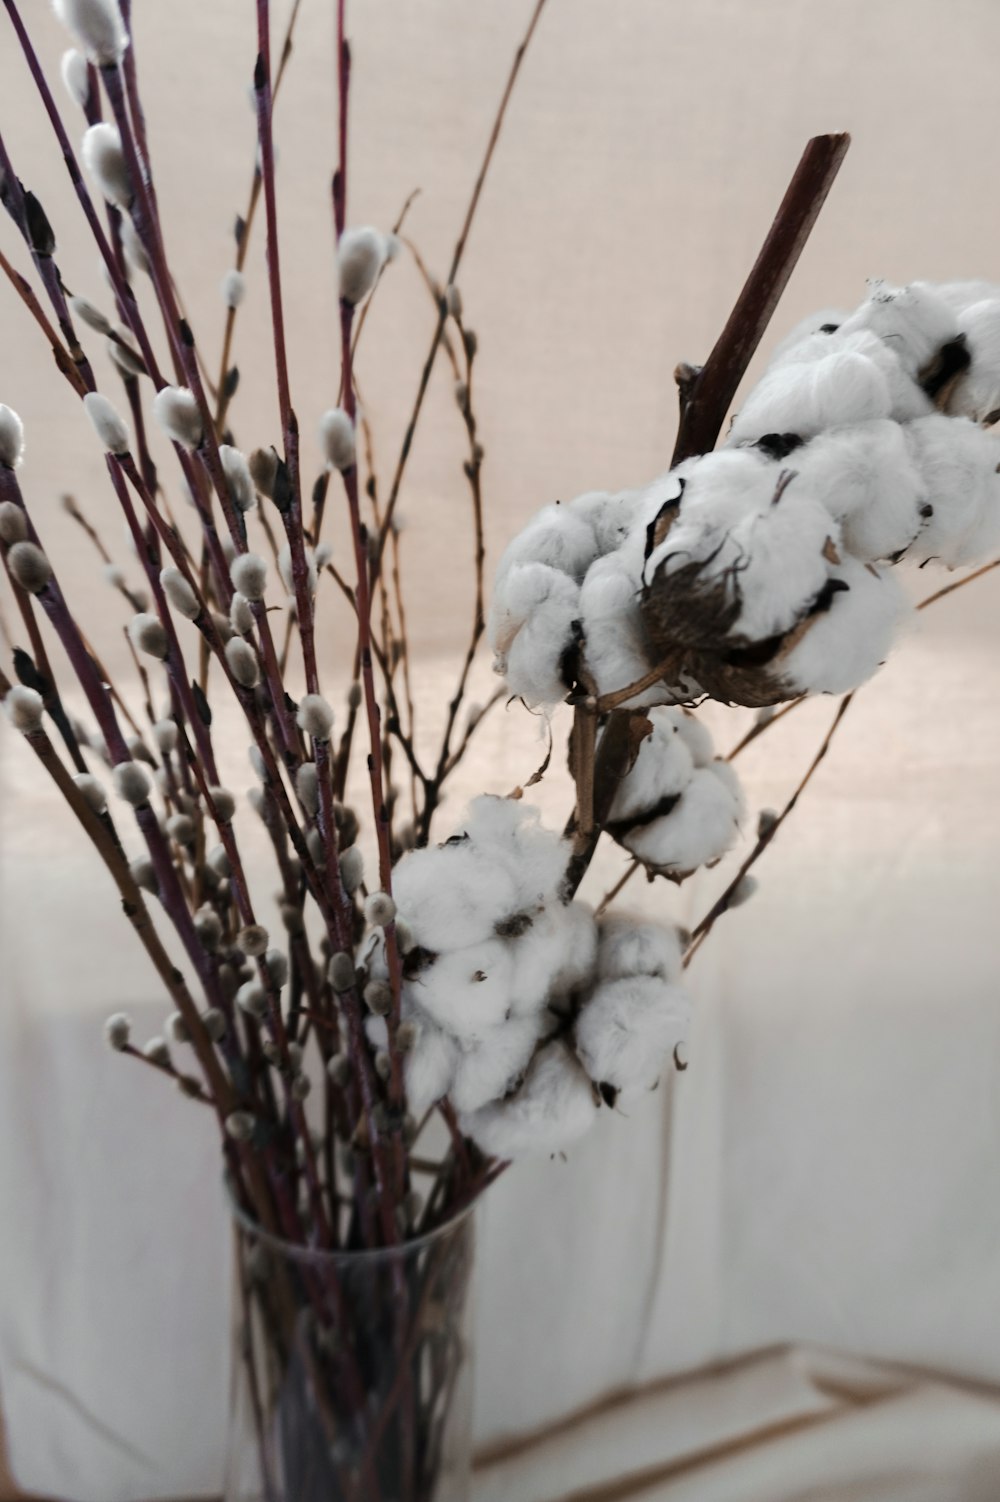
0 125 95 391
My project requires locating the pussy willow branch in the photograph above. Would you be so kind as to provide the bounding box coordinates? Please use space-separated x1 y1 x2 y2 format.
671 132 851 464
372 0 549 574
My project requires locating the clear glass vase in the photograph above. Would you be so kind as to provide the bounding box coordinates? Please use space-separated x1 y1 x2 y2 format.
224 1200 476 1502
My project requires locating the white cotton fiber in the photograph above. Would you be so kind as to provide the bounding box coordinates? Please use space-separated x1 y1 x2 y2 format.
595 911 684 984
449 1014 543 1114
575 975 691 1101
837 280 958 379
548 900 599 999
494 503 599 585
459 795 571 910
724 487 841 641
568 488 643 557
947 299 1000 423
728 349 892 447
903 414 1000 567
407 940 514 1040
929 280 1000 317
768 308 851 366
622 760 744 874
608 707 695 825
392 840 520 951
460 1041 597 1159
506 900 597 1013
793 420 926 562
782 555 908 695
673 711 716 768
489 561 580 705
579 551 674 706
404 1017 460 1118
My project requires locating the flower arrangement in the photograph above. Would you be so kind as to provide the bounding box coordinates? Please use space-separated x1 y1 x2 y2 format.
2 0 999 1496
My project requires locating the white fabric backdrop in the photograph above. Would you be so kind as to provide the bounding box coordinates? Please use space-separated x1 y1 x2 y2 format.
3 0 1000 1497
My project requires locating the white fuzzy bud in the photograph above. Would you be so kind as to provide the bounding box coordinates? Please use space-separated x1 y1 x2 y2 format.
347 681 363 710
0 502 27 544
295 762 319 816
220 269 246 308
152 385 203 449
236 981 267 1018
291 1072 311 1101
125 733 155 766
194 908 222 950
142 1035 170 1066
107 331 144 378
397 1019 417 1053
5 685 44 733
337 226 385 306
363 891 396 928
444 283 462 318
230 552 267 602
166 1011 190 1044
202 1007 227 1042
264 949 288 988
229 592 253 635
296 693 334 740
225 637 260 689
81 122 132 208
119 215 150 277
247 786 266 818
0 406 24 468
314 541 333 570
7 541 51 594
70 295 113 336
327 1052 350 1087
328 951 356 993
112 759 151 806
340 844 363 894
159 566 200 620
306 828 325 868
60 48 91 109
127 611 168 661
72 771 106 813
219 445 256 514
729 874 759 908
237 923 269 958
757 808 779 839
318 407 356 471
104 1011 131 1050
206 843 231 878
165 813 194 845
83 391 131 454
277 543 316 596
248 744 268 782
53 0 128 66
151 719 178 755
225 1110 256 1142
363 979 392 1016
128 856 157 893
208 785 235 823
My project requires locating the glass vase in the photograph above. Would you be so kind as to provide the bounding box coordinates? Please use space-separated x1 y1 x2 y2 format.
224 1200 476 1502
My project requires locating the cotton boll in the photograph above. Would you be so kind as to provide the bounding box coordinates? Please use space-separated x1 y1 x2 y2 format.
929 280 1000 317
903 415 1000 567
546 900 599 1001
152 386 203 449
402 1017 459 1118
772 328 931 423
458 795 570 911
392 840 521 952
595 911 684 985
567 488 643 557
782 555 908 696
579 551 675 706
728 350 891 448
837 280 958 380
0 405 25 468
792 420 926 563
504 901 595 1015
575 974 691 1103
622 761 744 874
608 707 695 826
81 123 132 208
489 562 580 706
494 503 599 586
768 308 851 365
406 939 514 1040
449 1014 544 1114
945 300 1000 423
724 487 842 642
673 711 715 768
460 1041 597 1159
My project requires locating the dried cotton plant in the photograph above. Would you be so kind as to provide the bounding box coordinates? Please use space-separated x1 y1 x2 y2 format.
1 0 998 1276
